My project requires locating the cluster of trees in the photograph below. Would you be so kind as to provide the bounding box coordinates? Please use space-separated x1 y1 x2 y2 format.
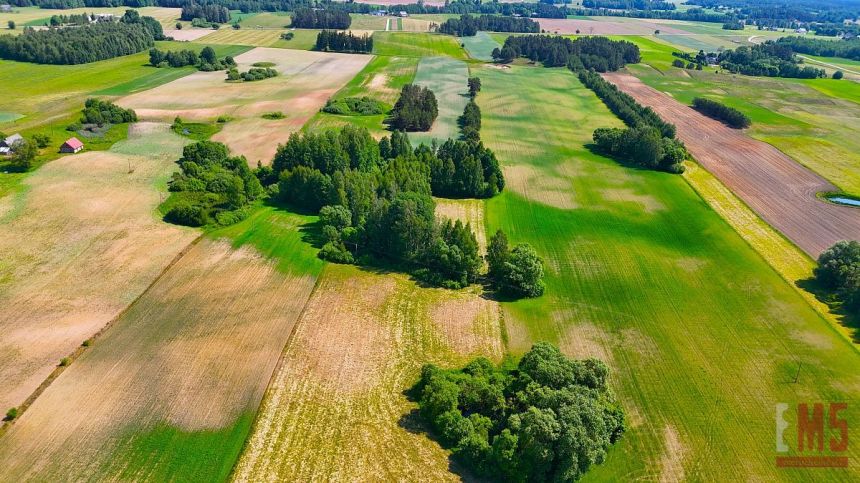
428 139 504 198
583 0 675 9
180 3 230 23
226 66 277 81
267 126 503 288
0 136 38 172
672 58 703 70
486 230 544 297
388 84 438 132
149 46 235 71
165 140 263 226
814 240 860 319
493 35 640 72
459 77 482 142
80 98 137 126
45 12 94 25
692 97 751 129
438 14 540 36
592 126 686 173
717 42 825 78
0 10 161 64
414 342 624 481
291 7 350 29
722 20 744 30
314 30 372 53
776 36 860 62
321 96 385 116
578 71 675 138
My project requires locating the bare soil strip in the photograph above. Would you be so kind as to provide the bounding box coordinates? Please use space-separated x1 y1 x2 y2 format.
0 239 317 480
604 72 860 257
0 123 196 413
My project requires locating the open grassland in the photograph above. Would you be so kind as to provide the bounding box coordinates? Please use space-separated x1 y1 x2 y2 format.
198 28 288 47
0 42 248 131
0 232 321 481
350 13 389 31
0 123 197 413
623 36 860 196
410 56 470 145
238 11 292 29
605 71 860 258
461 31 501 62
118 48 371 164
306 55 418 136
373 32 467 60
233 263 503 481
477 64 860 481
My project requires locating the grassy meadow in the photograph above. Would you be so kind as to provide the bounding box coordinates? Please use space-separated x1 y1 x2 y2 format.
373 32 468 60
410 56 470 145
461 31 501 61
477 64 860 481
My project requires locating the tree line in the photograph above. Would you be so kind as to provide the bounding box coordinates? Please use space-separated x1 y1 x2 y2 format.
413 342 624 481
165 140 263 226
459 76 481 142
578 70 675 138
180 3 230 23
291 7 350 29
776 36 860 62
493 35 640 72
226 65 277 81
388 84 438 132
149 45 235 71
0 12 160 64
438 14 540 36
691 97 751 129
315 30 372 54
583 0 675 10
717 42 825 78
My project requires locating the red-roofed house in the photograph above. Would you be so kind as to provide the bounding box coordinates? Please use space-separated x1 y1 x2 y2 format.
60 137 84 154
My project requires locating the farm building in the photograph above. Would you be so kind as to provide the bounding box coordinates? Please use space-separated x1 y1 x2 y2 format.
0 5 11 13
60 137 84 153
0 133 22 153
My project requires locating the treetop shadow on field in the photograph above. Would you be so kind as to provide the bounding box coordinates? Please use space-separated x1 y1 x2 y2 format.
795 277 860 343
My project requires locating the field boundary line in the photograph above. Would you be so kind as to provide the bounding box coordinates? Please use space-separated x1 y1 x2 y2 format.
682 161 859 351
227 262 327 480
0 234 204 436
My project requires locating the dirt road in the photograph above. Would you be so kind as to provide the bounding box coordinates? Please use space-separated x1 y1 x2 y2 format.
603 72 860 258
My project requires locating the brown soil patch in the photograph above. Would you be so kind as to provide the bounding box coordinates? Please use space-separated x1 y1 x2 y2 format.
604 72 860 258
434 198 488 253
0 124 196 413
505 164 577 209
431 291 503 357
0 239 318 479
659 425 687 483
164 28 212 41
118 48 371 165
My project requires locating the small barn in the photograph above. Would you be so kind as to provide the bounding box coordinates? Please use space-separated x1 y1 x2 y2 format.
0 133 22 149
60 137 84 154
0 5 12 13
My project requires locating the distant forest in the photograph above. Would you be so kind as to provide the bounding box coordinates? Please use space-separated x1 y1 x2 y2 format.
494 35 641 71
582 0 675 10
315 30 372 54
777 36 860 62
438 14 540 36
180 3 230 23
717 42 825 78
291 7 350 29
0 11 162 64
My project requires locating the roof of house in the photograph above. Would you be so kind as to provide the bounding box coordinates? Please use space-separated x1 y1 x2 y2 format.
63 137 84 149
4 133 22 145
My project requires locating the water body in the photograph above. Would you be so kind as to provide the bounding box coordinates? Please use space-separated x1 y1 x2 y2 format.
828 196 860 207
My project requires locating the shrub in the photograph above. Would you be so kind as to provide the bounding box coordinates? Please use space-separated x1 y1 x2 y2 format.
262 111 286 120
59 357 70 367
5 407 18 420
833 70 844 79
486 230 545 298
322 97 385 116
672 58 685 68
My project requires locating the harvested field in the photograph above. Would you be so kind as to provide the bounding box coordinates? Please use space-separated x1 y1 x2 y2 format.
164 28 213 42
0 238 318 481
233 264 503 481
197 28 286 47
118 48 371 164
538 18 688 36
411 56 469 145
604 71 860 258
0 123 196 413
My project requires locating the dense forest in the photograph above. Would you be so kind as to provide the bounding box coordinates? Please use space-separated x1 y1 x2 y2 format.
291 7 350 29
692 97 751 129
717 42 825 78
438 14 540 36
388 84 438 132
315 30 372 54
814 240 860 319
776 36 860 61
180 3 230 23
414 342 624 481
165 140 263 226
0 10 161 64
493 35 640 71
265 126 512 288
583 0 675 10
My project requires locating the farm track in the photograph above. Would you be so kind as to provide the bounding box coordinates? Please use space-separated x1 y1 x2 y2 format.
604 72 860 257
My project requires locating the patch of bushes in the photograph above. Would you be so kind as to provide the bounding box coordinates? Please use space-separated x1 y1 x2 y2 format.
322 96 385 116
262 111 286 120
252 61 276 67
59 357 70 367
80 98 137 126
593 126 687 173
814 240 860 316
149 46 235 71
191 17 220 29
164 140 263 227
692 97 751 128
388 84 438 132
227 66 278 82
5 407 18 421
413 342 625 481
280 32 294 41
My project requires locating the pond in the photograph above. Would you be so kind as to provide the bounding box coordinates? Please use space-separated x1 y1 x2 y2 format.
827 196 860 207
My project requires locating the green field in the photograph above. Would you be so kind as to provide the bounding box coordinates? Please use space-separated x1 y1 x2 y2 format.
621 36 860 195
461 31 501 62
477 64 860 481
305 55 418 135
373 32 468 60
410 56 470 145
